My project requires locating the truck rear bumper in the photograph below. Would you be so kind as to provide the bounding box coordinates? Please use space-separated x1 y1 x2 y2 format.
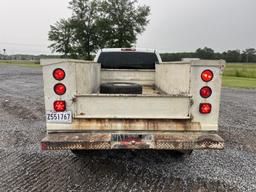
41 132 224 151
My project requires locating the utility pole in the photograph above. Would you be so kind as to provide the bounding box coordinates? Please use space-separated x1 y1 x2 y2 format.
3 49 6 60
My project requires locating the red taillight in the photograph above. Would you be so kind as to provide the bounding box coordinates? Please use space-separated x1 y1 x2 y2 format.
199 103 212 114
201 70 213 82
54 101 66 112
53 68 65 81
200 86 212 98
54 83 66 95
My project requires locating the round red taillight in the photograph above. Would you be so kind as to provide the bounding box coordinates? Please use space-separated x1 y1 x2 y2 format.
54 101 66 112
199 103 212 114
201 70 213 82
54 83 66 95
200 86 212 98
53 68 65 81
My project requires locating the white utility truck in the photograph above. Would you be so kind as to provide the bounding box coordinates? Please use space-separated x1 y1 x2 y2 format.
40 48 225 155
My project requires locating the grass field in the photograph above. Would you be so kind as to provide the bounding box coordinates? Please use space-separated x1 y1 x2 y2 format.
223 63 256 88
223 63 256 78
0 60 40 68
222 76 256 89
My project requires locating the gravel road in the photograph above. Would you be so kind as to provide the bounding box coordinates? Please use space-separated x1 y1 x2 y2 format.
0 64 256 192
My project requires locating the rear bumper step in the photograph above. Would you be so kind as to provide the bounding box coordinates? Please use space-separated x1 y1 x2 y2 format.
41 132 224 150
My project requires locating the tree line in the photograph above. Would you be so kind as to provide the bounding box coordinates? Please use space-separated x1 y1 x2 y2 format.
48 0 150 59
161 47 256 63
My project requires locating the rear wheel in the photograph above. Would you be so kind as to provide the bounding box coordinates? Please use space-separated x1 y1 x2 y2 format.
71 150 87 157
175 150 193 157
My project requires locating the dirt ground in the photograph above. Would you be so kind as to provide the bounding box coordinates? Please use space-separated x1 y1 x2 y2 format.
0 64 256 192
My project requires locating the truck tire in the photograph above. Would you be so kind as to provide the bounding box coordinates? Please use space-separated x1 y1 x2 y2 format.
100 82 143 94
71 150 86 157
175 150 193 157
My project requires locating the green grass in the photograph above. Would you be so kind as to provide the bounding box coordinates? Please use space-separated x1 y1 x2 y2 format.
0 60 41 68
224 63 256 78
222 76 256 89
223 63 256 89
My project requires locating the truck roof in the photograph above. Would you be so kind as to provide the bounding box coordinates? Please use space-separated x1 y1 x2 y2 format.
99 48 157 53
94 48 162 63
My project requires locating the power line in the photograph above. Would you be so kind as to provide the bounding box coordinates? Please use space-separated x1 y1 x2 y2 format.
0 42 49 47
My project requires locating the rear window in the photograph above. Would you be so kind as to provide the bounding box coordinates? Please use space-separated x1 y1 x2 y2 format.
98 52 159 69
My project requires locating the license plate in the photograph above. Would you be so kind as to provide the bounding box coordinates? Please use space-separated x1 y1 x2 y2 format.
111 134 154 149
112 134 153 142
46 111 72 124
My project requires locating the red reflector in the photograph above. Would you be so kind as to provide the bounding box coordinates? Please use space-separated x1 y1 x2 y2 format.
53 68 65 81
54 83 66 95
201 70 213 82
54 101 66 112
41 143 47 150
199 103 212 114
121 48 136 52
200 86 212 98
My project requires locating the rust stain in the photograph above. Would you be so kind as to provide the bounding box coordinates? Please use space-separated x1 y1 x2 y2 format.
71 119 201 131
196 134 224 149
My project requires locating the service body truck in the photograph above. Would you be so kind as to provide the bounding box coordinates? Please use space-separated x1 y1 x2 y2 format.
41 48 225 154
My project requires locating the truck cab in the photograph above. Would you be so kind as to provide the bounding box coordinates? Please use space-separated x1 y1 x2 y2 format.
40 48 224 154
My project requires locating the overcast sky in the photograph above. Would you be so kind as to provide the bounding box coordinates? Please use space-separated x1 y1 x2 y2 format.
0 0 256 55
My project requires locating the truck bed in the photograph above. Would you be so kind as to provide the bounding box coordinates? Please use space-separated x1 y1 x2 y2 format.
96 85 166 96
142 85 165 95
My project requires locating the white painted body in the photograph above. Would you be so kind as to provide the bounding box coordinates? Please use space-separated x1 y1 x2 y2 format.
41 50 224 133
